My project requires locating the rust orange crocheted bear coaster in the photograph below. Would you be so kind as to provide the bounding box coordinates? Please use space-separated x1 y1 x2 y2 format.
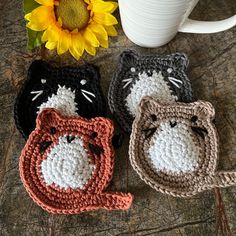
20 108 133 214
129 96 236 197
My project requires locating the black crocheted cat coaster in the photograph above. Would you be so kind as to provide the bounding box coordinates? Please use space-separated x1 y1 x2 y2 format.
108 50 193 133
14 60 106 139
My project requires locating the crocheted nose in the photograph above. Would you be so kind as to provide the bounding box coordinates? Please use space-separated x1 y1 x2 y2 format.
67 135 75 143
170 121 177 128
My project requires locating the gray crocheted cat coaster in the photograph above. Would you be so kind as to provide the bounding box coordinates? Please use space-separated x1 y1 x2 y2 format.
108 50 193 133
129 96 236 197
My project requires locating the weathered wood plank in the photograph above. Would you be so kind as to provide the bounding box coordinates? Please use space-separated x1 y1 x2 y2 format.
0 0 236 235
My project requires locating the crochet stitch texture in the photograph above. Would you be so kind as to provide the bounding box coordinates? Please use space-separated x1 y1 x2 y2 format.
20 108 133 214
14 60 106 139
129 96 236 197
108 50 193 133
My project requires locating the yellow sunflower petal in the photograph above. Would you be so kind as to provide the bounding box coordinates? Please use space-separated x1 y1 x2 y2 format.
24 13 31 21
83 28 99 47
34 0 54 6
84 41 97 56
57 30 71 55
93 12 118 26
45 41 57 50
25 6 54 31
41 24 60 43
88 23 108 48
97 36 108 48
69 47 81 60
69 33 85 60
42 30 49 42
104 25 117 36
92 0 118 13
42 25 60 50
89 23 108 40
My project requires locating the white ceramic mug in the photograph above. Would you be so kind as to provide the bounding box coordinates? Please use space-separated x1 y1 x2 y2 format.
118 0 236 47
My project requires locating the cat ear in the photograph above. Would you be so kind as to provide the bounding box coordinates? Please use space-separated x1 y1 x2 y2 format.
193 101 215 120
28 60 49 83
36 108 62 130
168 53 189 71
86 64 101 81
120 50 139 69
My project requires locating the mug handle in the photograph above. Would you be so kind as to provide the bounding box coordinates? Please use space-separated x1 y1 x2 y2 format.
178 0 236 34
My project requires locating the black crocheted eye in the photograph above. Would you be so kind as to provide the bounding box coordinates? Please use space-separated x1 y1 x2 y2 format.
191 116 198 122
150 114 157 122
90 132 98 139
50 127 56 134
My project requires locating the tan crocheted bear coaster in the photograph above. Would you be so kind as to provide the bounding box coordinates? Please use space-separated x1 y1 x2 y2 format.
20 108 133 214
129 96 236 197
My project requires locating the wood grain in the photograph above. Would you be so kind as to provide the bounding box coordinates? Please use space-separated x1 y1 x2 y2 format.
0 0 236 235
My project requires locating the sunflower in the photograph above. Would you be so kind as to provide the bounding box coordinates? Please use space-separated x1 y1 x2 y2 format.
25 0 118 60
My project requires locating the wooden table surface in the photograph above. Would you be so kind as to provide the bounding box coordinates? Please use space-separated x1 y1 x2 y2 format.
0 0 236 235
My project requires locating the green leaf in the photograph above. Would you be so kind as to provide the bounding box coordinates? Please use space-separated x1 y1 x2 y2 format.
24 0 44 50
27 29 43 51
24 0 40 14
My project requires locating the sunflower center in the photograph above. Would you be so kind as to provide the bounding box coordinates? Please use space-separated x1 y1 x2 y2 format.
55 0 90 31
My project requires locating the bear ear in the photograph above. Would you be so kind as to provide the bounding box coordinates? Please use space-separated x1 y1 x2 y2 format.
169 53 189 71
137 96 163 116
92 117 114 138
193 101 215 120
36 108 62 130
120 50 139 68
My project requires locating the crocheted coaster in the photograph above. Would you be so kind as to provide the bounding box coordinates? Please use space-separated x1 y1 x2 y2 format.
129 96 236 197
108 50 193 133
14 60 106 139
20 108 133 214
